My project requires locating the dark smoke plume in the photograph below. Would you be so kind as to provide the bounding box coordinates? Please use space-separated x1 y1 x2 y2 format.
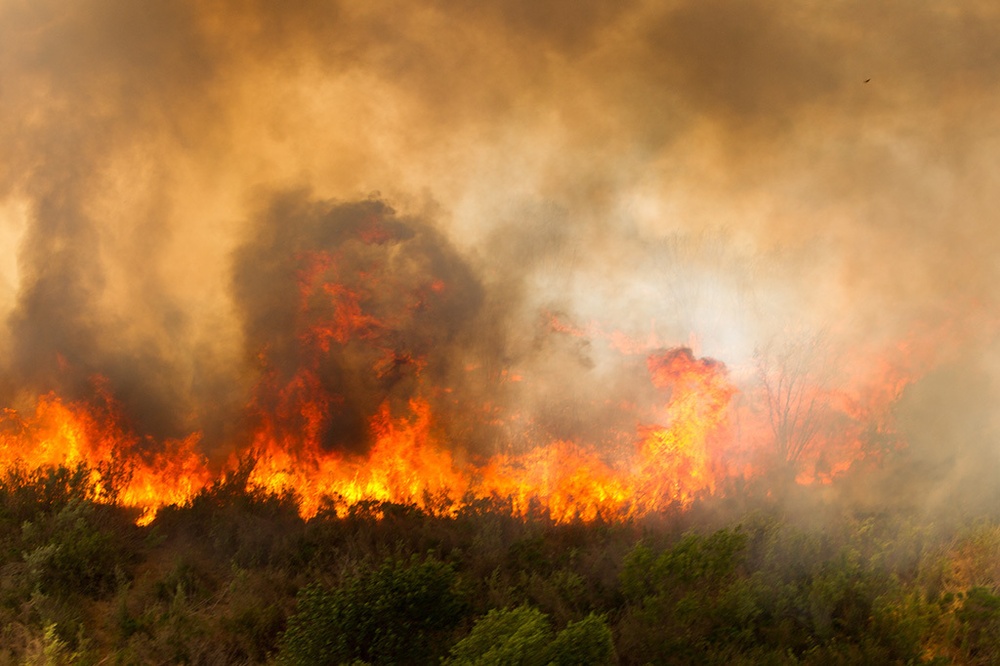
231 193 487 454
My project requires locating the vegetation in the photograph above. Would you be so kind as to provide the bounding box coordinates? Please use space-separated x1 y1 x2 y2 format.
1 460 999 663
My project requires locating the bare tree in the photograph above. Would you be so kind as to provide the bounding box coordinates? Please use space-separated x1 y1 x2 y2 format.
754 336 830 466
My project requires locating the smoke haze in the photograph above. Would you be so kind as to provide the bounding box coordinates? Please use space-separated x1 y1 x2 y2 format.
2 0 999 507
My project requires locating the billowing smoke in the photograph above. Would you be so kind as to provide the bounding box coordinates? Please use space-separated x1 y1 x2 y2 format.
232 193 488 454
1 0 999 510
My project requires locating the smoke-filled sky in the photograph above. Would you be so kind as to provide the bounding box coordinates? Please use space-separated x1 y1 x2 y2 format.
2 1 999 493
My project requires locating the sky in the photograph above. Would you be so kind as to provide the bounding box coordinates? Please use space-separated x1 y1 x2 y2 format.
1 1 999 504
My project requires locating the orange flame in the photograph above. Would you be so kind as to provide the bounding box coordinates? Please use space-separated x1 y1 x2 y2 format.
0 389 211 525
0 342 748 524
0 231 930 523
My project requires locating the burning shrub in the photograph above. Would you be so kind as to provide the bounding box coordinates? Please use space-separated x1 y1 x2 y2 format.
0 463 100 525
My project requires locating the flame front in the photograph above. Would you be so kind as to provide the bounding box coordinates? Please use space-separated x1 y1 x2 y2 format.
0 212 922 524
0 391 212 525
0 347 742 524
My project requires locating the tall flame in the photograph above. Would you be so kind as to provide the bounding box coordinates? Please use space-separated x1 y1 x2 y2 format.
0 216 927 524
0 344 748 524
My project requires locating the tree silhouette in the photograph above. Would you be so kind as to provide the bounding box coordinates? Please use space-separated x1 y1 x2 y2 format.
754 336 830 467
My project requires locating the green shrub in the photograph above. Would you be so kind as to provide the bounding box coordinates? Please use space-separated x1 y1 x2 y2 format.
22 499 137 598
956 586 1000 663
446 605 551 665
276 555 465 665
546 613 615 666
446 606 614 666
621 527 748 602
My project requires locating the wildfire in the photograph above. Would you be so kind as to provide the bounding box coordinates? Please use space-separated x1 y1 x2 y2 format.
0 344 748 525
0 336 917 525
0 208 925 525
637 348 735 504
0 389 212 525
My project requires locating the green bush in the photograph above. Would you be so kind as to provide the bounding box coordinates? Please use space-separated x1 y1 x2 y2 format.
446 605 551 666
446 606 614 666
546 613 615 666
956 586 1000 663
621 527 748 601
276 555 466 665
619 528 750 660
21 499 138 598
